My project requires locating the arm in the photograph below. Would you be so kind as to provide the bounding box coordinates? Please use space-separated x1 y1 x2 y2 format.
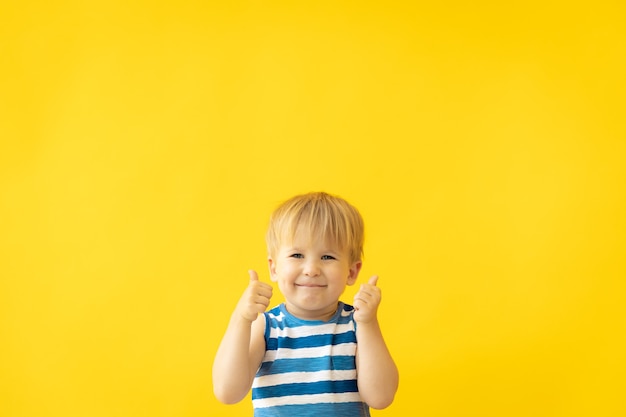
212 270 272 404
353 275 399 409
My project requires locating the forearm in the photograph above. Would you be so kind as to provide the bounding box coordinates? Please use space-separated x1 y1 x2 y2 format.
212 314 255 404
356 320 399 409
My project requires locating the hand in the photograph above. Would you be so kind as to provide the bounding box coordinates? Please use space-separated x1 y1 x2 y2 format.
234 270 273 323
353 275 381 324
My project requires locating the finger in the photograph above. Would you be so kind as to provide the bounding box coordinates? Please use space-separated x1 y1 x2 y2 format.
354 293 371 305
256 284 273 298
354 288 372 302
248 270 259 282
368 275 379 286
253 294 271 308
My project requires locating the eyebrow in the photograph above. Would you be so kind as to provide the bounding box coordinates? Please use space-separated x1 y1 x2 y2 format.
283 246 342 255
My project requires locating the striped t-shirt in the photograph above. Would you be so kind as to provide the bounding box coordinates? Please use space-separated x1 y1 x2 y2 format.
252 302 370 417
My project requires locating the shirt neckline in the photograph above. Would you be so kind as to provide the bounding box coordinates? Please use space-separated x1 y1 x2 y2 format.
278 302 345 325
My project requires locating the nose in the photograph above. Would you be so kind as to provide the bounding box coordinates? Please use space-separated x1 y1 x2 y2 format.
303 259 321 277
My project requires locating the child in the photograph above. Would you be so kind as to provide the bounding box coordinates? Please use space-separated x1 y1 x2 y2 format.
213 192 398 416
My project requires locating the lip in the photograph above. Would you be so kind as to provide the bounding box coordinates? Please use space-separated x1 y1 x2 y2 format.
295 284 327 288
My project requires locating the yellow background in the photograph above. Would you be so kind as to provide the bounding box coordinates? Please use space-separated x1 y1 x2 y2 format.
1 1 624 416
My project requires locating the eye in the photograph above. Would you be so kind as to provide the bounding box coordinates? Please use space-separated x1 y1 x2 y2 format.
290 253 304 259
321 255 336 260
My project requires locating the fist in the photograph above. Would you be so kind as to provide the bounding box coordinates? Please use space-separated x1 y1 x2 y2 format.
353 275 381 324
235 270 273 322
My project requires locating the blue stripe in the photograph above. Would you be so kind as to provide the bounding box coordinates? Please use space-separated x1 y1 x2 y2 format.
254 402 370 417
252 379 358 400
266 331 356 351
258 355 356 374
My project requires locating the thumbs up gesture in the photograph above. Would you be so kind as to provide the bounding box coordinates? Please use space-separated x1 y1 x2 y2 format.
353 275 381 324
235 270 273 323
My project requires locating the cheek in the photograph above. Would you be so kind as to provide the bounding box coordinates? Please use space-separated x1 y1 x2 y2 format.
328 265 350 281
276 263 298 279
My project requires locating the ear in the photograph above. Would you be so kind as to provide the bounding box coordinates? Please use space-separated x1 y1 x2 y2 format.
347 260 362 286
268 257 279 282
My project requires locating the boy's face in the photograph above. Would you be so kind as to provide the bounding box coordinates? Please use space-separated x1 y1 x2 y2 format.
268 229 362 321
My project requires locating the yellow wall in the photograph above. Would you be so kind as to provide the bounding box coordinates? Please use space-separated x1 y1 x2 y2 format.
1 1 624 416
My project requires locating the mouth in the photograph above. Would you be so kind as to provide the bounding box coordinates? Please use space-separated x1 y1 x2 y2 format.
295 284 327 288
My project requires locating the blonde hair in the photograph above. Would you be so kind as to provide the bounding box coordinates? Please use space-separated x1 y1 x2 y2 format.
266 192 364 263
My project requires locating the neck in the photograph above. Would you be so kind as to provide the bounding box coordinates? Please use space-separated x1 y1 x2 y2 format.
284 302 339 321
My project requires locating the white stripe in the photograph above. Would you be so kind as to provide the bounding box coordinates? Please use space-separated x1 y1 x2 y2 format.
253 369 357 388
253 392 362 409
268 322 354 338
263 342 356 362
267 311 285 322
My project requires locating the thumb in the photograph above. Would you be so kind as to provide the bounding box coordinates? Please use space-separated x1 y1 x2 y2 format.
368 275 379 286
248 270 259 282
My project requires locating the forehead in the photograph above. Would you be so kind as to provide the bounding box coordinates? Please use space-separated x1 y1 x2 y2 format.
279 224 344 251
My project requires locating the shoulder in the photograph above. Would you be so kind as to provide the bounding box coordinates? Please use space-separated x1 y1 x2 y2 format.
252 305 282 340
341 302 355 312
262 304 287 334
251 310 267 337
266 304 283 317
264 304 285 323
338 302 356 320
